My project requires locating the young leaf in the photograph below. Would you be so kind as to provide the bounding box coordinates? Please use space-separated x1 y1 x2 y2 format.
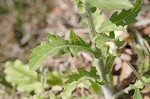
99 21 126 33
94 33 115 48
93 10 105 32
29 30 97 70
86 0 133 10
99 0 141 32
61 66 104 98
133 88 142 99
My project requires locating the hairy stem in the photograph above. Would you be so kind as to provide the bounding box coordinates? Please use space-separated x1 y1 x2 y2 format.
84 2 114 99
84 2 96 38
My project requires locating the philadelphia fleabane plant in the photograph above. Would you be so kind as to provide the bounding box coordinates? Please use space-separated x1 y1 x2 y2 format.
29 0 146 99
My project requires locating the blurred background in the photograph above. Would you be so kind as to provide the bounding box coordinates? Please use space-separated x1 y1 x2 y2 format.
0 0 150 99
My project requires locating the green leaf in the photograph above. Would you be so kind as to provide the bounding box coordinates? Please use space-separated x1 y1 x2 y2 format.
101 45 109 57
29 30 97 70
93 10 105 32
34 95 46 99
99 21 126 33
114 39 125 48
99 0 141 32
4 60 43 93
90 7 96 13
29 41 66 70
105 54 116 74
47 72 63 86
110 0 141 26
0 75 12 88
109 32 115 38
90 83 101 95
133 88 142 99
61 80 79 99
76 0 85 14
69 30 93 56
61 66 104 99
94 33 115 48
49 92 57 99
86 0 133 10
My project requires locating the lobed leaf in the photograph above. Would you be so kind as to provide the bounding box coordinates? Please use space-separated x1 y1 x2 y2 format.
61 66 104 99
110 0 141 26
29 30 97 70
99 0 141 32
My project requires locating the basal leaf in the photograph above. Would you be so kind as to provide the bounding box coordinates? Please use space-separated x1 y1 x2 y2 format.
133 88 142 99
99 0 141 32
4 60 43 93
0 75 12 88
86 0 133 10
29 30 97 70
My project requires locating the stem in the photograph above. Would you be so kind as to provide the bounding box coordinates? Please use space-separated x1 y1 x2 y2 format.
112 60 150 99
112 86 134 99
125 60 146 85
84 2 96 38
84 2 114 99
